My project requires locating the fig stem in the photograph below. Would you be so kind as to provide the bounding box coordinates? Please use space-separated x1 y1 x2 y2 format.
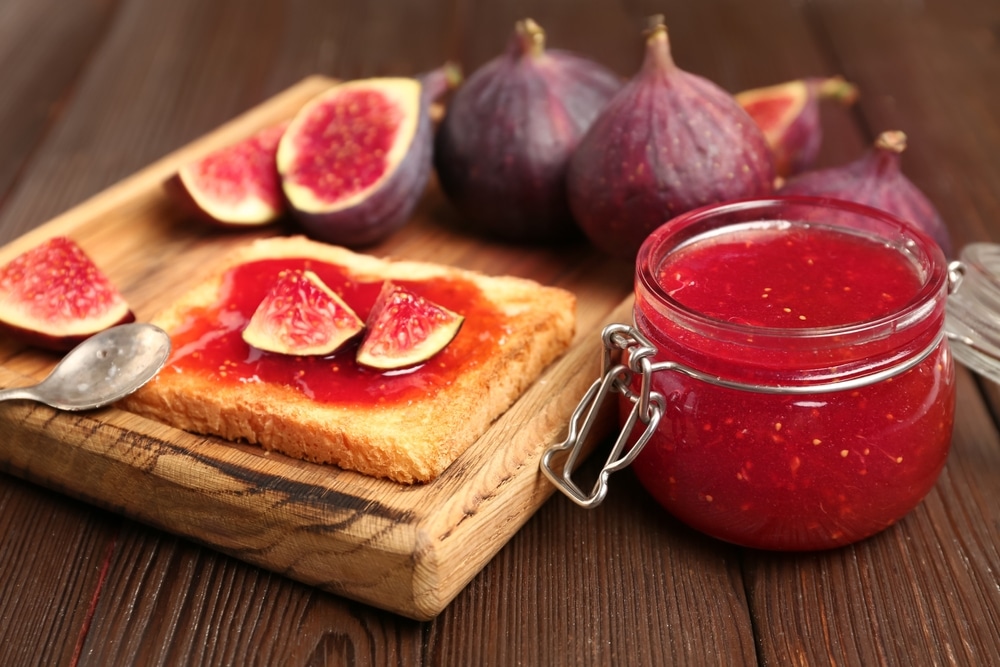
442 61 464 90
816 75 859 105
513 18 546 58
868 130 906 178
642 15 676 73
420 62 464 102
875 130 907 154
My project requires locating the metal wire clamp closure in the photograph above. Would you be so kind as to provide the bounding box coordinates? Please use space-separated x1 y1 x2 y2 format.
540 324 664 509
540 320 947 509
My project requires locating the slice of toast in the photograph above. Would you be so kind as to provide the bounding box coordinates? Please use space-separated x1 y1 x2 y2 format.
121 236 576 483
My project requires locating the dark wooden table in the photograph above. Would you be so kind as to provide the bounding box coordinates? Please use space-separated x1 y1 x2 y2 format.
0 0 998 664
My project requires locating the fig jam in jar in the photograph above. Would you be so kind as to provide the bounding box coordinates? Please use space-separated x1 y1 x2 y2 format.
543 197 956 551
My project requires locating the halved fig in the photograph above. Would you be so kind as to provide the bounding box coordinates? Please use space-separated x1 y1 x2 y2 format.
242 269 364 356
356 282 464 370
166 121 288 227
277 65 459 247
0 236 135 351
735 76 858 178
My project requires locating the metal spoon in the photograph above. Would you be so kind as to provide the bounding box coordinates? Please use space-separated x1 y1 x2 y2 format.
0 322 171 411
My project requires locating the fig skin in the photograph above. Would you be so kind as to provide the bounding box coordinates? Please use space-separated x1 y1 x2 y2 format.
736 76 858 178
779 130 952 256
0 236 134 352
166 121 288 228
434 19 622 243
567 16 775 259
278 64 461 247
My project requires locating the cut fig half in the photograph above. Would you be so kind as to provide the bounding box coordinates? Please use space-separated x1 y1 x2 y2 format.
242 269 364 356
736 76 858 178
277 65 460 247
356 282 464 370
0 236 134 351
166 121 288 227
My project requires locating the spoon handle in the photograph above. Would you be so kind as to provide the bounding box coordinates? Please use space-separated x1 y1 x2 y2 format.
0 387 40 404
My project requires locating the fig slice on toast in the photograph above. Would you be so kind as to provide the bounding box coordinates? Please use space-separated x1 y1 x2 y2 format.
0 236 135 351
166 121 287 227
242 269 364 356
356 281 464 370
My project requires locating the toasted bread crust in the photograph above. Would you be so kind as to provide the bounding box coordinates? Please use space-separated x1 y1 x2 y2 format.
122 236 576 483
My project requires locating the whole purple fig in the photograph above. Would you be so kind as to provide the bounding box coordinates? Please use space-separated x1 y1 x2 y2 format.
567 16 775 259
433 19 622 243
779 130 952 256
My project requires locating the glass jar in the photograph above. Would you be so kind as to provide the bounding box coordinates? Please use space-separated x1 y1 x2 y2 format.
543 197 958 551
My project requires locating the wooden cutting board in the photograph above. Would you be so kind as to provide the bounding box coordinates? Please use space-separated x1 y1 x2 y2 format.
0 76 635 620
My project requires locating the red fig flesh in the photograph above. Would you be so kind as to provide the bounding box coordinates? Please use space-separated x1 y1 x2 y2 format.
434 19 622 243
0 237 134 351
167 122 287 227
779 130 952 255
736 76 858 178
356 282 464 370
567 16 775 258
242 269 364 356
278 66 459 247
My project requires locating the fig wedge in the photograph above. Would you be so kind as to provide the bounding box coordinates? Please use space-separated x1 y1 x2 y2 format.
0 236 134 351
166 121 288 227
242 269 364 356
356 282 464 370
278 65 460 247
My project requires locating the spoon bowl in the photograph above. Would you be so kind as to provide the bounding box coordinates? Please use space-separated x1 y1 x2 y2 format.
0 323 171 411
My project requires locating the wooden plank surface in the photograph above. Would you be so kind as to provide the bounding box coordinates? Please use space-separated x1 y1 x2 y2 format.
0 0 996 664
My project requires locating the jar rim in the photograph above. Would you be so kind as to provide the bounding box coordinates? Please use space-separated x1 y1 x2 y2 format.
636 196 949 343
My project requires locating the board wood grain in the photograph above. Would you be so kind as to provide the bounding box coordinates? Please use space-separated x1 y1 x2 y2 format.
0 76 635 620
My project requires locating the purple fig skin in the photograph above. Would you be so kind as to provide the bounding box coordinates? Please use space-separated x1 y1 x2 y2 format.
281 65 460 247
781 77 858 177
779 130 952 256
0 311 136 353
434 19 622 243
567 17 775 259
